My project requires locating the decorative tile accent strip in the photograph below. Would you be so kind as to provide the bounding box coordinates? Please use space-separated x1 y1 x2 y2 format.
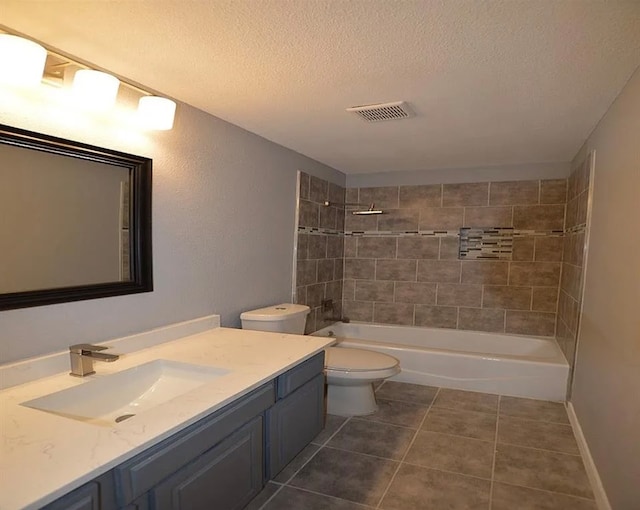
565 224 587 234
512 229 565 237
297 226 343 236
302 227 564 239
459 228 514 260
345 229 460 237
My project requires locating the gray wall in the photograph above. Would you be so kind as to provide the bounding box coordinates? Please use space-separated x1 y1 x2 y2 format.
0 97 344 364
570 67 640 510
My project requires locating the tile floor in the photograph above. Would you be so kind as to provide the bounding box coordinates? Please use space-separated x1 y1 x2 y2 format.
247 381 597 510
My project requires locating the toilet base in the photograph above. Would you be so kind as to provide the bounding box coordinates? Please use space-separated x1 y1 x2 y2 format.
327 383 378 416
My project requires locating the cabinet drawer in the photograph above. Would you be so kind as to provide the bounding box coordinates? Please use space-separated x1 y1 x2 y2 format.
115 382 274 506
276 351 324 399
267 373 325 477
150 416 263 510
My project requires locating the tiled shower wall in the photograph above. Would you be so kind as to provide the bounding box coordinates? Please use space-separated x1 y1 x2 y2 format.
341 180 568 336
556 154 593 385
295 172 345 333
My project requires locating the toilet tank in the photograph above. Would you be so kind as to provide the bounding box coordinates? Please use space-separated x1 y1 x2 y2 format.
240 303 310 334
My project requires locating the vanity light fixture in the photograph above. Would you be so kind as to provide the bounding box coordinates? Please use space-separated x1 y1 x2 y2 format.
0 28 178 130
137 95 176 130
71 69 120 110
0 34 47 87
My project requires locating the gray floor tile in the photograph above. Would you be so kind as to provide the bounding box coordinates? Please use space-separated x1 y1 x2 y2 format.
423 406 497 441
381 463 491 510
433 388 499 414
262 486 371 510
244 482 281 510
404 430 494 478
289 447 398 506
491 482 597 510
500 396 569 424
312 414 349 445
361 398 429 429
498 416 580 454
375 381 439 405
494 444 593 498
328 418 415 460
274 443 320 483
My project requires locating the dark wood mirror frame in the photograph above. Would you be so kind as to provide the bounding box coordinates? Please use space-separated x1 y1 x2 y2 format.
0 124 152 311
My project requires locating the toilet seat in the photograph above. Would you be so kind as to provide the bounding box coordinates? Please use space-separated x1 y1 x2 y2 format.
324 347 399 383
325 347 399 372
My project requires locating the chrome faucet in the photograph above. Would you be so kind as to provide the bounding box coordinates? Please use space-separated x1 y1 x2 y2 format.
69 344 119 377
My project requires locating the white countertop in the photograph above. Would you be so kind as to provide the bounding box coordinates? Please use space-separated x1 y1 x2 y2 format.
0 325 334 510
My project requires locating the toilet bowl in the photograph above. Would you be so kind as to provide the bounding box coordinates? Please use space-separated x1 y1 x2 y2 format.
324 346 400 416
240 303 400 417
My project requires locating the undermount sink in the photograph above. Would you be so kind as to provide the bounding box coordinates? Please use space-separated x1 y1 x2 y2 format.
21 359 230 426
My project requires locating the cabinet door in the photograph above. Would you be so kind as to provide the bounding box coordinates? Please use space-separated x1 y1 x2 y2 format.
267 373 325 478
41 482 99 510
116 383 274 506
122 494 149 510
150 416 263 510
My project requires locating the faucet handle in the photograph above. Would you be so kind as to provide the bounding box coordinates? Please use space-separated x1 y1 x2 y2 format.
69 344 109 353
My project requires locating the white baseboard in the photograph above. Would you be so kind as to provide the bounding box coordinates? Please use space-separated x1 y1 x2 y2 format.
566 402 612 510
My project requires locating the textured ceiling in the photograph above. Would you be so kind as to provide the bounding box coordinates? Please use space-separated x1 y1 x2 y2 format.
2 0 640 174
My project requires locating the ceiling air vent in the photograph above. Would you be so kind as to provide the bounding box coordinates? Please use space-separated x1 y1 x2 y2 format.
346 101 414 122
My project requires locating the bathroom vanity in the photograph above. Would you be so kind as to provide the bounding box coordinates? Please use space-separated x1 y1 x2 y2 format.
0 320 333 510
43 353 324 510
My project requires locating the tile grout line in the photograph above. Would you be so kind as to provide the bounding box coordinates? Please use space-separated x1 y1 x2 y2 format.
492 479 598 502
493 440 583 457
398 460 493 483
402 427 497 444
255 482 286 510
281 485 377 509
488 395 501 510
497 412 573 426
351 416 422 433
374 387 441 508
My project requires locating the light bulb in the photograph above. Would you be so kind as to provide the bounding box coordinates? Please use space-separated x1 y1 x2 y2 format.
72 69 120 110
137 96 176 130
0 34 46 87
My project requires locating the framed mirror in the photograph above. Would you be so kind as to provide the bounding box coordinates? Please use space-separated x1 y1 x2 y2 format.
0 124 152 310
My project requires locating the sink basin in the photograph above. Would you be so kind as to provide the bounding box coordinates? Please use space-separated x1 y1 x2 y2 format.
22 359 230 426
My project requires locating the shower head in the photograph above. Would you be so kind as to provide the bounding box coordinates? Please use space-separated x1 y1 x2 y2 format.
322 200 384 215
351 209 383 215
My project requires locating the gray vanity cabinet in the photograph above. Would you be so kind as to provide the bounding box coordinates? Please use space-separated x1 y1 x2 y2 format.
41 471 118 510
267 353 325 478
150 416 263 510
115 383 274 510
40 352 326 510
41 482 100 510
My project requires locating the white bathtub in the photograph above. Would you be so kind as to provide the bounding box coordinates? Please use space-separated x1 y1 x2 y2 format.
314 322 569 401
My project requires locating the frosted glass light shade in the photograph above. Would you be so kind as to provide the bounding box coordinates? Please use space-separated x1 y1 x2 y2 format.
0 34 46 87
138 96 176 130
72 69 120 110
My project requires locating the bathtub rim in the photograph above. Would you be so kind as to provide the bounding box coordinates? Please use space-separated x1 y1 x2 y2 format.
313 321 569 367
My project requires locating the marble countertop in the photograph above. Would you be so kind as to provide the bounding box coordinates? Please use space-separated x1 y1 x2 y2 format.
0 325 333 510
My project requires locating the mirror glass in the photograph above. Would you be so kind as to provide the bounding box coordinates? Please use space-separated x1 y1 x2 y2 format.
0 124 152 310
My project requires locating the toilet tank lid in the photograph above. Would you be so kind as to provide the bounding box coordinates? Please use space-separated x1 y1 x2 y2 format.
240 303 310 321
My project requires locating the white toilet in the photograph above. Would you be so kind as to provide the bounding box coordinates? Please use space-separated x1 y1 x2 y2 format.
240 303 400 416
